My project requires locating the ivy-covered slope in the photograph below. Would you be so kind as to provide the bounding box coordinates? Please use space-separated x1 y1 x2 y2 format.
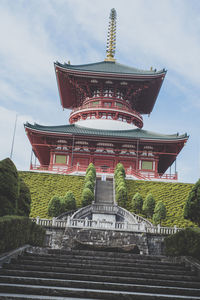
19 172 84 218
126 180 194 228
19 171 194 227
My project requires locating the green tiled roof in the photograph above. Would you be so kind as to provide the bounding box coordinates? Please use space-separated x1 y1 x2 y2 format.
55 60 166 76
25 123 188 141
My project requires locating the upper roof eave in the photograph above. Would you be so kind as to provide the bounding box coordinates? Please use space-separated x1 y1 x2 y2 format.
54 61 167 78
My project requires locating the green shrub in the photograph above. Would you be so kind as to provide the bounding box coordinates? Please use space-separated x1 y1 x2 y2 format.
164 227 200 260
0 215 45 254
184 178 200 226
0 158 19 216
143 193 155 218
86 163 96 176
116 186 127 207
81 188 94 207
62 191 76 211
85 171 95 183
84 180 94 192
17 178 31 216
114 163 127 207
48 196 62 217
114 163 126 178
153 201 166 225
116 181 126 192
131 192 143 213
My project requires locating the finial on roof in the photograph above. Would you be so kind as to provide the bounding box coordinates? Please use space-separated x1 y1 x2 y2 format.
104 8 117 62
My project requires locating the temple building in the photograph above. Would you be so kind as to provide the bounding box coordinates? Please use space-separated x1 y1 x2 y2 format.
25 9 188 180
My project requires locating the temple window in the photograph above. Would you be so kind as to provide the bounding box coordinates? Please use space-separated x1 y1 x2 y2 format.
142 161 153 170
92 101 99 106
55 155 67 164
104 102 112 107
115 102 123 108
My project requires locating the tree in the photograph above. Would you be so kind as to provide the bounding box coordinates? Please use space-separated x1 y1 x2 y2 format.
85 171 95 184
48 196 62 217
164 227 200 260
114 163 126 178
131 192 143 214
0 158 19 216
17 178 31 216
184 179 200 226
84 180 94 192
153 201 166 225
81 188 94 207
86 163 96 177
62 191 76 211
116 186 127 207
143 193 155 218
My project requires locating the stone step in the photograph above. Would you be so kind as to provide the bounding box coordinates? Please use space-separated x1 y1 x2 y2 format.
25 251 176 265
10 258 194 276
1 269 200 289
20 255 187 270
2 263 198 282
46 248 172 261
0 283 200 300
0 295 95 300
0 275 200 297
95 180 113 204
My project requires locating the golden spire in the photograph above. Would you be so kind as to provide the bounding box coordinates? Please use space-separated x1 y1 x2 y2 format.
104 8 117 62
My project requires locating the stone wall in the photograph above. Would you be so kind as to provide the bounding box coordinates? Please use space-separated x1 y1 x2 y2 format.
45 227 166 255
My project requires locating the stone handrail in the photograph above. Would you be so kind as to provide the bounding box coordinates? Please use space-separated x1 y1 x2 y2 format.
117 206 153 227
91 203 118 214
71 205 92 219
113 177 116 204
32 217 182 235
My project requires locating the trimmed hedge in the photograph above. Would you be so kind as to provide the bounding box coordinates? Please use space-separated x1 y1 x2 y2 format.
115 163 127 207
0 158 19 216
126 180 194 228
0 215 45 254
19 172 84 218
164 228 200 260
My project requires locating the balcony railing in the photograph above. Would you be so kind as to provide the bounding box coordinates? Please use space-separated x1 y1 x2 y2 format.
70 102 143 121
30 164 177 180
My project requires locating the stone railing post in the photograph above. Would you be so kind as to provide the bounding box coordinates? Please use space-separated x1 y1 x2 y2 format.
157 224 161 234
174 225 177 233
66 216 70 226
97 219 100 228
36 216 40 225
52 217 56 227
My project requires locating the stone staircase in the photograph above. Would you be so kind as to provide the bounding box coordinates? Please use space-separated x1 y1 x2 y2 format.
0 248 200 299
95 179 113 204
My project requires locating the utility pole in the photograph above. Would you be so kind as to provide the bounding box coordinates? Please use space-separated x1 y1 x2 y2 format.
10 114 18 160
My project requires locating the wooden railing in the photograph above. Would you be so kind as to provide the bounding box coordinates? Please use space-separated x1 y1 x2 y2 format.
70 101 143 121
30 164 177 181
32 216 181 235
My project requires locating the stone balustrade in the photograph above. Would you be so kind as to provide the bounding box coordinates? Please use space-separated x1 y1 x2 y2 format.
32 216 181 235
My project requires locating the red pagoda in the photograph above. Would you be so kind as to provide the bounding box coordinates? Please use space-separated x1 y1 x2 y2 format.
25 9 188 180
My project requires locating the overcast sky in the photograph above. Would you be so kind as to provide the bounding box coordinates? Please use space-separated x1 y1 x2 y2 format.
0 0 199 183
